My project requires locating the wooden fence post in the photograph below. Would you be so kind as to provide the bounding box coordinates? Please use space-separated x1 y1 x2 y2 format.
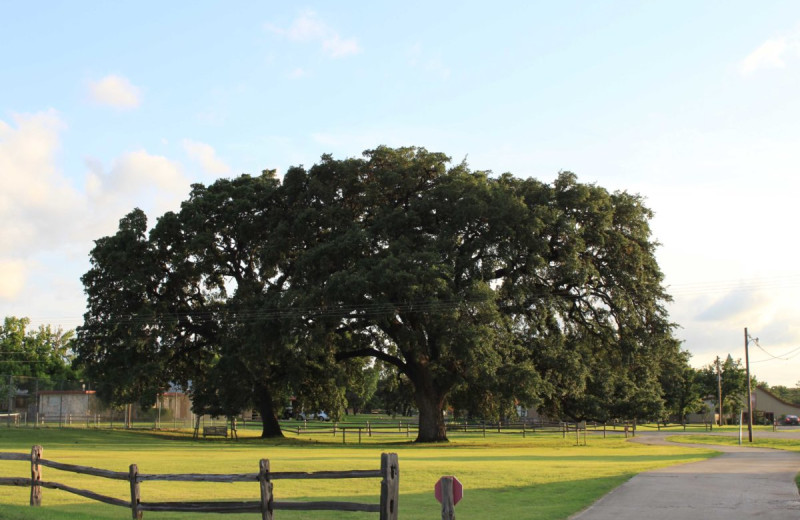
258 459 273 520
129 464 142 519
440 476 456 520
379 453 399 520
30 445 42 506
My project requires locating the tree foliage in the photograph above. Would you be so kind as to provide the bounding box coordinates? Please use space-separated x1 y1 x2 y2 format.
763 383 800 406
76 146 684 441
0 316 77 379
697 355 749 424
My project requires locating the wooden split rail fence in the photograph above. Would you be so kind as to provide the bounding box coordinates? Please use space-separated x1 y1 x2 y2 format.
445 420 638 440
0 446 399 520
287 420 641 444
292 422 415 443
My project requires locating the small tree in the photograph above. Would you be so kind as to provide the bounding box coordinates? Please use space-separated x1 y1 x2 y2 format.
698 355 747 425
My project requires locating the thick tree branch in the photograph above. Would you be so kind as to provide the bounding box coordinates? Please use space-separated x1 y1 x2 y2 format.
335 348 407 374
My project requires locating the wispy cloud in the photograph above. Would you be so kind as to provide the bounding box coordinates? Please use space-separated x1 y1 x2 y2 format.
323 35 360 58
288 67 309 79
739 32 800 75
265 10 361 58
182 139 231 175
696 289 766 322
407 43 451 80
88 74 141 109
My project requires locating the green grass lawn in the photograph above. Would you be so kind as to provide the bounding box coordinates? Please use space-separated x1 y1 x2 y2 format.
667 431 800 452
0 426 717 520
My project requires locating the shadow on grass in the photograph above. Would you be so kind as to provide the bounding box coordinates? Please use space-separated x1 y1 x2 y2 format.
0 427 326 451
0 474 634 520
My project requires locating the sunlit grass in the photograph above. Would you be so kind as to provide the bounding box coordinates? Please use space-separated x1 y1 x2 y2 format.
0 427 716 520
667 433 800 452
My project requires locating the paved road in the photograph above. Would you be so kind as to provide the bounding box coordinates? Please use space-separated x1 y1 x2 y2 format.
570 432 800 519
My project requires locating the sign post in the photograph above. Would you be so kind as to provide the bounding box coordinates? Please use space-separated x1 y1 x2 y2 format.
435 476 463 520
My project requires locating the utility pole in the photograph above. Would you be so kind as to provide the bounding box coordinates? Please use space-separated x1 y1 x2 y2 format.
716 357 723 427
744 328 753 442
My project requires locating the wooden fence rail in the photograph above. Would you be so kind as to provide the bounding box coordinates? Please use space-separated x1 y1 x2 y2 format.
0 446 399 520
288 420 642 443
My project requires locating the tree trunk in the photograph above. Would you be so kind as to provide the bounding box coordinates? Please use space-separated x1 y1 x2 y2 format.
255 386 283 438
414 383 448 442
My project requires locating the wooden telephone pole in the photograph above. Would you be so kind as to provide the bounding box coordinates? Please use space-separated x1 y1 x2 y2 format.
716 357 723 427
744 328 753 442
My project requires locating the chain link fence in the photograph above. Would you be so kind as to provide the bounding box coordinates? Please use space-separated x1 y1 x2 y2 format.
0 374 195 429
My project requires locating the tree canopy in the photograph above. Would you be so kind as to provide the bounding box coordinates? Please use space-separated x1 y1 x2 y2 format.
697 355 749 425
1 316 77 380
76 146 684 441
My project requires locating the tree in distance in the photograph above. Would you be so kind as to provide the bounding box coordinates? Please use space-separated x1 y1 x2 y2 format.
0 316 79 406
0 316 77 379
76 146 683 442
698 354 749 425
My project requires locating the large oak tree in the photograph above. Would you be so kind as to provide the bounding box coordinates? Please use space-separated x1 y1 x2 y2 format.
76 146 682 442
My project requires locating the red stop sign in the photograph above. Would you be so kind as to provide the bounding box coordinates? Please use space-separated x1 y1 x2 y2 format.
434 476 463 505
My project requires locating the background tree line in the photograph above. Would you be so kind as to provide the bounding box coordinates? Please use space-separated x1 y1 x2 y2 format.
0 316 77 380
0 314 777 429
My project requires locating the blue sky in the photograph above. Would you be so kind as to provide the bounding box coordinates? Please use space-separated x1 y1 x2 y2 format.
2 1 800 385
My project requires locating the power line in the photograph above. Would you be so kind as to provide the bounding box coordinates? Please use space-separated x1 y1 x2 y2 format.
0 361 62 365
16 273 800 328
748 340 800 363
667 273 800 296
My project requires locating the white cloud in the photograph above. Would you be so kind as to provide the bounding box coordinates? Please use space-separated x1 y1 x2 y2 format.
288 67 309 79
182 139 231 175
0 111 197 303
323 35 361 58
88 74 141 109
739 34 800 75
266 10 361 58
282 10 328 41
0 260 26 299
0 111 83 254
0 110 86 307
85 150 191 228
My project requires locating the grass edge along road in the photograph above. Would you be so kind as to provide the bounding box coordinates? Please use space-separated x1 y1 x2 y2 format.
0 428 716 520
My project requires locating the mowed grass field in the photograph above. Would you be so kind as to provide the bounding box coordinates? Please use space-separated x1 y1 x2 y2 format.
0 426 717 520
